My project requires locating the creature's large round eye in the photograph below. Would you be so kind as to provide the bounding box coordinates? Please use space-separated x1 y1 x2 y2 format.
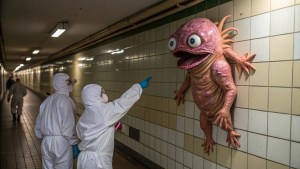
168 37 176 50
188 34 201 48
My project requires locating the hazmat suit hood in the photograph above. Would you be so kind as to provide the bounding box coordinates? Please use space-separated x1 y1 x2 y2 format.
53 73 71 96
81 84 103 107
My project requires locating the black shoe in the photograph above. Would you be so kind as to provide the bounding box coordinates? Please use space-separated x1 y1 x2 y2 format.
13 114 16 122
17 115 20 122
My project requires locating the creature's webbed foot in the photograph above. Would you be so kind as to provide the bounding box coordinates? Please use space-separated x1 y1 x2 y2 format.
202 138 215 156
226 131 241 149
236 52 256 78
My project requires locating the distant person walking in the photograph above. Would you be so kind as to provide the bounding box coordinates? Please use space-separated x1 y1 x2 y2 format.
7 78 27 122
6 76 15 91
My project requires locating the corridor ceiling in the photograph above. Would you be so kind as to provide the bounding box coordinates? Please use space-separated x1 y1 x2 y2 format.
0 0 169 72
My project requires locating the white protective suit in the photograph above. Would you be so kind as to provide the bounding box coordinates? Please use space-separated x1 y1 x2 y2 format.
76 84 142 169
34 73 78 169
8 81 27 115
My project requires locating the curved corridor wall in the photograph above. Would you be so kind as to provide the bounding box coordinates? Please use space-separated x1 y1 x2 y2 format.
18 1 300 169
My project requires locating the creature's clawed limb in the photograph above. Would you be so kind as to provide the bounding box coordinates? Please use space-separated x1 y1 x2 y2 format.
174 90 185 105
214 109 232 129
235 52 256 78
200 113 215 155
226 130 241 149
202 138 215 155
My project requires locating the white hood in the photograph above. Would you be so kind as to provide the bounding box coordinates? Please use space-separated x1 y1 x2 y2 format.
81 84 103 107
53 73 70 96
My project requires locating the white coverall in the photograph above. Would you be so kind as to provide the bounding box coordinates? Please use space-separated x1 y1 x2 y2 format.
8 81 27 115
34 73 78 169
76 84 142 169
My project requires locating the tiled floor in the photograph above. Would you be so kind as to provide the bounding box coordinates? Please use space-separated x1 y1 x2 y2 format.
0 90 148 169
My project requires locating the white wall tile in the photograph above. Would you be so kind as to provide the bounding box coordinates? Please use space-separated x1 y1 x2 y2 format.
271 6 295 35
251 38 270 62
204 159 217 169
161 141 168 156
194 119 205 139
219 2 233 23
145 121 150 134
161 155 168 169
168 158 176 169
194 106 200 120
177 115 185 132
207 6 219 22
217 127 228 147
168 143 176 160
251 13 270 39
168 129 176 145
291 115 300 141
176 162 184 169
268 112 291 139
193 155 204 169
162 127 168 141
295 5 300 32
185 101 195 118
234 18 251 41
233 41 251 60
176 147 184 164
155 124 162 139
217 165 228 169
295 33 300 60
248 110 268 134
155 151 161 165
233 108 248 130
184 150 193 168
150 122 155 136
149 148 155 162
185 117 194 135
155 138 161 152
235 129 248 152
291 142 300 168
212 125 218 142
267 137 290 166
144 133 150 146
248 133 267 158
176 131 184 148
149 135 155 149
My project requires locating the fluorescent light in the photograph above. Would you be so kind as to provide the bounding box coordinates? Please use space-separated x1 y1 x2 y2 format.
32 50 39 54
78 57 86 61
20 64 24 66
86 58 94 61
78 63 84 67
51 22 68 38
111 49 124 55
26 57 31 61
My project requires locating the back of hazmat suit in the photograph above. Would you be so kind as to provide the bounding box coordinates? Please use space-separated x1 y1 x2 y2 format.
8 79 27 115
76 83 142 169
34 73 78 169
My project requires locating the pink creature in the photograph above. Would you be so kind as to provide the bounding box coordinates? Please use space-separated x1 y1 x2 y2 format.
170 15 256 155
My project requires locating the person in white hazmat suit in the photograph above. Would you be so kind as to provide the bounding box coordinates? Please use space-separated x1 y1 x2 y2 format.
34 73 80 169
7 78 27 122
76 77 152 169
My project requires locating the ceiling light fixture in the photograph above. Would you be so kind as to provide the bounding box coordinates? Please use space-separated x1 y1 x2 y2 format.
32 50 40 54
51 22 68 37
26 57 31 61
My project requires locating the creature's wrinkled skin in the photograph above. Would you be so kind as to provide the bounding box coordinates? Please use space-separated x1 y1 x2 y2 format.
170 16 256 155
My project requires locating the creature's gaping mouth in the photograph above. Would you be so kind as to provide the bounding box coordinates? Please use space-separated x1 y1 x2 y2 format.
175 51 211 70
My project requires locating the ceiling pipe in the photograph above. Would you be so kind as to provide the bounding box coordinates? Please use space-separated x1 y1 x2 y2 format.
29 0 204 68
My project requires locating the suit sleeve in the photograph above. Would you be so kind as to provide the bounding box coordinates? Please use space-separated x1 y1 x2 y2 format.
103 84 142 127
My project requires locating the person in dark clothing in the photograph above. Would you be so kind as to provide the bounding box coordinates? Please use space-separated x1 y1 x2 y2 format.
6 76 15 91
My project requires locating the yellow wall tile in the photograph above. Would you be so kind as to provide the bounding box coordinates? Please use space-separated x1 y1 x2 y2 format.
161 97 169 112
252 0 271 15
292 88 300 115
168 114 177 130
177 103 185 116
248 154 266 169
234 0 251 20
155 97 162 110
169 98 177 114
269 87 292 113
144 108 150 121
193 137 204 157
293 61 300 87
149 96 156 109
271 0 294 10
204 144 217 163
184 134 194 153
217 145 232 168
297 0 300 4
150 109 156 123
250 63 269 86
161 112 169 127
155 111 162 125
269 61 293 87
267 160 289 169
236 86 249 108
232 150 247 169
270 34 294 61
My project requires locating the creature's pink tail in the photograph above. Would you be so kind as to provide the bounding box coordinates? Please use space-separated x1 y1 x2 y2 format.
115 122 122 131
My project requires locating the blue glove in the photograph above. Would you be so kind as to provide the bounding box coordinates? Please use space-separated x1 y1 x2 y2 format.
72 144 80 159
139 77 152 88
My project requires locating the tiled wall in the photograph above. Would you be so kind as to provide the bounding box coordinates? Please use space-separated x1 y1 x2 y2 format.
18 0 300 168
